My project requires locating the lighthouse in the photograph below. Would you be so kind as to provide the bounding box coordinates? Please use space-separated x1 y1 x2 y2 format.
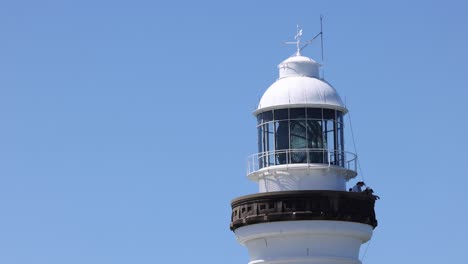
230 29 378 264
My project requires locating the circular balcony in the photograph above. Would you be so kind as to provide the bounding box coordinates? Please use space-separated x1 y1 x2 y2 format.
230 190 378 231
247 149 358 179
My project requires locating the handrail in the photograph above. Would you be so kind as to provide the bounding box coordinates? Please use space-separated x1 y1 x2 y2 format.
247 148 357 175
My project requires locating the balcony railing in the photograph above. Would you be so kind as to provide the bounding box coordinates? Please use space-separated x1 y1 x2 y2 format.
247 149 357 175
230 190 378 231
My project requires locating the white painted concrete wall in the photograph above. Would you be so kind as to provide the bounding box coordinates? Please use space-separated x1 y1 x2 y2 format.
235 221 372 264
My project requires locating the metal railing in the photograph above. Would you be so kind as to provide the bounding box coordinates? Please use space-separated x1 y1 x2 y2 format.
247 149 357 175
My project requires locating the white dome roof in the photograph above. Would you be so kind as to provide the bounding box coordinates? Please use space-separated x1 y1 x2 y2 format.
279 55 320 78
255 56 347 114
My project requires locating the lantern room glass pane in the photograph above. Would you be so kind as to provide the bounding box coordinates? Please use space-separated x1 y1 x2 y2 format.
323 109 336 120
307 108 322 119
266 122 275 165
325 120 335 149
337 111 343 122
336 120 344 166
306 120 325 163
274 109 289 121
257 125 266 169
290 119 307 163
275 120 289 164
290 108 306 119
257 125 262 153
306 120 323 149
336 111 345 166
263 111 273 123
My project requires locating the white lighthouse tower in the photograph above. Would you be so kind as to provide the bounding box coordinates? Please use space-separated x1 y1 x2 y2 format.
230 29 378 264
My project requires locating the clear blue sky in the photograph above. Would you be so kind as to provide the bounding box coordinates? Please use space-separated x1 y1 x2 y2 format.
0 0 467 263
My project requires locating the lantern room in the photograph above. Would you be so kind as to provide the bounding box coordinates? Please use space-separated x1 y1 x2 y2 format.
256 107 345 167
247 55 357 185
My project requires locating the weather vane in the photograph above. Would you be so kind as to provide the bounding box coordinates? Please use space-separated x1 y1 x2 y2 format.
284 17 324 60
285 25 304 56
